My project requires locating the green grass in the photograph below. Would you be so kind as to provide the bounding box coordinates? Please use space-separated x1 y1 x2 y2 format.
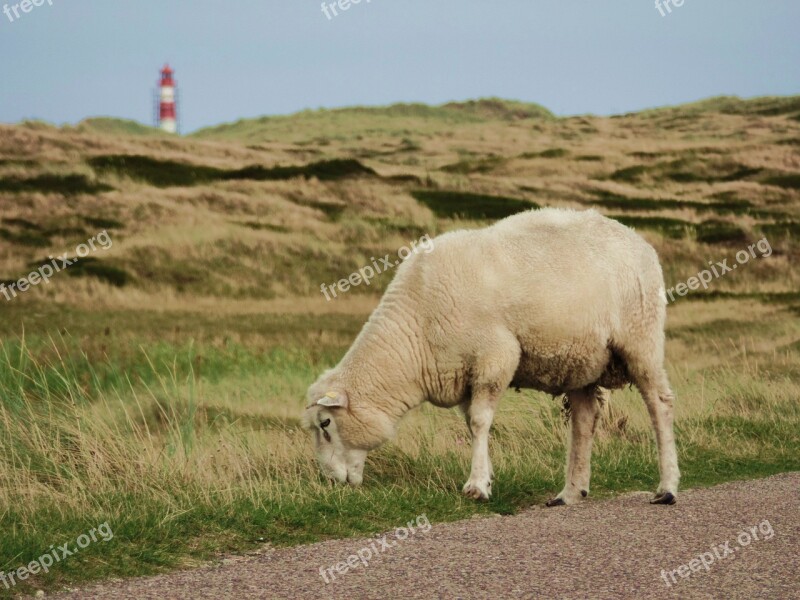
411 190 539 220
0 301 798 597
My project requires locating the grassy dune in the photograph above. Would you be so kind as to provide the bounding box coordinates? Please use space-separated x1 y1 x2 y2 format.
0 96 799 596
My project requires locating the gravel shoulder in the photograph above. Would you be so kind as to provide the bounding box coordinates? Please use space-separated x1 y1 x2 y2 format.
58 473 799 599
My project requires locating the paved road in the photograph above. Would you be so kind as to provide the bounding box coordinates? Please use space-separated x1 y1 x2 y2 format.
59 473 799 599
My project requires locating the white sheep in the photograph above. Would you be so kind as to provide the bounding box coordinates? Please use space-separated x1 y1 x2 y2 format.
304 208 680 506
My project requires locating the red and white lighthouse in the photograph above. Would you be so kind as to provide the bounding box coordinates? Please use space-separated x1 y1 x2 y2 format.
157 64 178 134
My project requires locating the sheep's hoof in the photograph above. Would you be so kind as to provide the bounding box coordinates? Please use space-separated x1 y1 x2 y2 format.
545 497 566 507
462 482 491 501
650 491 676 505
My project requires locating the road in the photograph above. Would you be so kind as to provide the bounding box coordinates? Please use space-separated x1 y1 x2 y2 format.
59 472 799 599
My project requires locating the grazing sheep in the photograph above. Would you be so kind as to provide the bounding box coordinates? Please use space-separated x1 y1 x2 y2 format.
304 208 679 506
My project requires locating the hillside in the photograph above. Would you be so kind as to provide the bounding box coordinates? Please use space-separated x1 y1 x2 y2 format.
0 95 798 311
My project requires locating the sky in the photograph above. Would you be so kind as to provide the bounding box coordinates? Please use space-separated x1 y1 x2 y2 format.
1 0 798 133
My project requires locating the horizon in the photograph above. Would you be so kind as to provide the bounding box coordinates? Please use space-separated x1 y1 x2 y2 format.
1 1 799 132
10 91 800 135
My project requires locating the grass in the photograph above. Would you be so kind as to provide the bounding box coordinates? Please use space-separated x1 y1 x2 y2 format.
87 155 225 187
65 257 131 287
695 219 749 245
411 190 539 220
608 215 694 239
87 155 376 187
440 156 506 174
608 159 765 185
519 148 569 159
0 174 113 195
608 215 751 244
0 92 799 596
762 173 800 190
0 300 798 597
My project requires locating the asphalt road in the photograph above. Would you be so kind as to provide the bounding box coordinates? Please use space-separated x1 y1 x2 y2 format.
58 472 799 599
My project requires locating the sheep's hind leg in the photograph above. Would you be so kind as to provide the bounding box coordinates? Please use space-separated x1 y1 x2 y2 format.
643 379 679 505
630 363 680 505
546 386 604 507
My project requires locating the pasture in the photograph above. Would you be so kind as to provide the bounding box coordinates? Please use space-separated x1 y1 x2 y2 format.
1 97 799 595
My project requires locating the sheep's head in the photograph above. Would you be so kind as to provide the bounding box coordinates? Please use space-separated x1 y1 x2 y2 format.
304 370 395 485
303 389 368 485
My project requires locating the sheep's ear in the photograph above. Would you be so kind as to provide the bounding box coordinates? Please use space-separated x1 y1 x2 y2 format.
316 391 348 408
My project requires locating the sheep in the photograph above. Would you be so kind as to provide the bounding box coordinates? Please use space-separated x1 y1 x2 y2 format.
304 207 680 506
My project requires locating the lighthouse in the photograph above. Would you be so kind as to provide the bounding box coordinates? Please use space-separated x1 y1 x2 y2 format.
157 64 178 134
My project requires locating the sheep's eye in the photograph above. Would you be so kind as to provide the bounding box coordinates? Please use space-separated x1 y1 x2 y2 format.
320 419 331 428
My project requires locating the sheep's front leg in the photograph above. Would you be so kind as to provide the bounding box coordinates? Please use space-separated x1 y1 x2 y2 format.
546 386 604 506
462 389 497 501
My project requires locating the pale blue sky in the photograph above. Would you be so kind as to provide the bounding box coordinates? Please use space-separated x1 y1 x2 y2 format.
0 0 798 132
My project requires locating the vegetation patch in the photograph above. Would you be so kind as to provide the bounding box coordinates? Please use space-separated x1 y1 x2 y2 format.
89 155 377 188
286 197 347 221
519 148 569 159
83 216 125 230
362 217 428 238
695 219 749 245
608 215 693 239
0 227 50 247
64 257 131 287
762 173 800 190
758 221 800 239
609 165 648 182
628 151 662 159
88 155 224 187
384 173 424 185
240 221 291 234
440 156 506 174
76 118 162 137
606 159 765 185
589 190 755 216
0 158 40 167
0 174 113 195
224 159 377 182
411 190 539 220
